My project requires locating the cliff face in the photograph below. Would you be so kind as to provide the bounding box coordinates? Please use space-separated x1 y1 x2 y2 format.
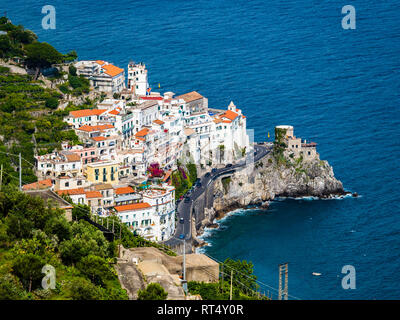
211 153 346 218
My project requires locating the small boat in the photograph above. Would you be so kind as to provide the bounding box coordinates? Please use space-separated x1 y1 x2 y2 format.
312 272 322 276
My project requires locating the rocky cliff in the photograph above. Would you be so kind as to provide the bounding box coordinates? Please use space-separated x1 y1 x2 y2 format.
195 151 348 239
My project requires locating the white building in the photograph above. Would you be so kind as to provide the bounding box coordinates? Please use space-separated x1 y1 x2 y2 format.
64 109 108 129
114 184 175 242
35 151 82 180
75 60 126 94
127 61 149 96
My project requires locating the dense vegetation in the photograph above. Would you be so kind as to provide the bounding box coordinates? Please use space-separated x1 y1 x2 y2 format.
0 186 177 300
0 19 87 186
273 127 290 166
0 186 128 300
188 258 266 300
69 204 176 257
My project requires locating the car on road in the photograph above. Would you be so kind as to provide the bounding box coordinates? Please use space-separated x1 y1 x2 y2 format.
211 168 217 173
184 197 190 203
225 163 233 168
195 178 200 184
205 172 211 177
179 234 185 240
196 182 202 188
179 218 184 224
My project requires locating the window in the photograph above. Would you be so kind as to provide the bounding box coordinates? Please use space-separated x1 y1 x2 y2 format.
65 182 69 187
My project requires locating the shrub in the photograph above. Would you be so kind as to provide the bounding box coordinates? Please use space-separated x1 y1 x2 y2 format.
138 283 168 300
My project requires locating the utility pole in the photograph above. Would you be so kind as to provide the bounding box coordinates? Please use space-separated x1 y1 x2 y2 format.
19 153 22 191
229 270 233 300
278 263 288 300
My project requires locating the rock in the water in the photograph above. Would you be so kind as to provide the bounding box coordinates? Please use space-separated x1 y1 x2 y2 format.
212 153 345 217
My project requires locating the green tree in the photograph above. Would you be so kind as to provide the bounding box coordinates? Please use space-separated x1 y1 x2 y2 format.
0 274 28 300
45 96 59 109
66 278 103 300
12 253 45 292
137 283 168 300
59 220 110 265
44 215 72 242
76 255 113 286
25 42 63 71
68 64 77 76
222 258 258 292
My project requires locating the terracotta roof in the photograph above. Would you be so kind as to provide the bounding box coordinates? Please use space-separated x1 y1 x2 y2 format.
22 179 53 191
115 186 135 195
57 188 86 196
177 91 204 103
77 124 114 132
135 128 150 138
92 136 106 141
114 202 151 212
221 110 238 121
108 109 120 115
95 60 105 65
85 191 103 198
63 153 81 162
69 109 107 118
102 64 124 77
153 119 165 125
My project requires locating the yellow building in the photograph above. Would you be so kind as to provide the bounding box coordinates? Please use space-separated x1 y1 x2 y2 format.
85 161 120 185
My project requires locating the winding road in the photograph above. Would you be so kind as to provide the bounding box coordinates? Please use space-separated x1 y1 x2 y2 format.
164 144 271 249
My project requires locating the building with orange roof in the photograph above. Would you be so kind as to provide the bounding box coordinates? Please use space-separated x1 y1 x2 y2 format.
22 179 53 191
75 60 126 94
64 109 108 128
114 184 176 241
115 186 135 195
177 91 208 113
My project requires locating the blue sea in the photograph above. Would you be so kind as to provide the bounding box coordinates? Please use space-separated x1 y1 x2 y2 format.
3 0 400 299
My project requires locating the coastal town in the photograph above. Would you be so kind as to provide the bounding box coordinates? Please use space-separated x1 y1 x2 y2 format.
0 15 351 302
22 59 251 243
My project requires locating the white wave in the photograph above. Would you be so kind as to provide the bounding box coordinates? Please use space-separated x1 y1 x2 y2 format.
276 193 359 201
321 193 358 200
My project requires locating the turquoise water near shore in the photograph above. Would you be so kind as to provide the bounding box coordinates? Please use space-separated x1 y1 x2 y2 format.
3 0 400 299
